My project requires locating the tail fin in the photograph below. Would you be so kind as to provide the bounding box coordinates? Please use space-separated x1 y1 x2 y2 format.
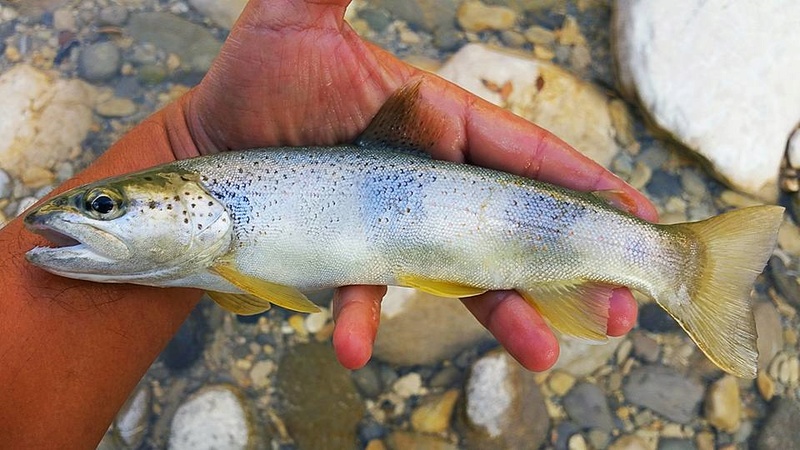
658 205 783 378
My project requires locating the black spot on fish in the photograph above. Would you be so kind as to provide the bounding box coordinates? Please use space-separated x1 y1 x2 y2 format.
198 224 203 230
167 204 173 210
184 218 189 224
208 201 213 206
148 200 157 209
174 195 180 201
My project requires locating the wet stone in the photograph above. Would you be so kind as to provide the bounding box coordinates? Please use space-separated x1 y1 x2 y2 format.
754 301 784 370
113 382 150 449
359 419 388 442
276 342 364 450
630 331 660 363
169 385 250 450
658 438 697 450
755 398 800 450
623 365 704 424
410 389 459 434
704 375 740 433
78 41 121 82
351 362 383 398
0 169 11 199
637 303 680 333
768 256 800 309
562 382 615 431
160 307 208 371
98 5 128 26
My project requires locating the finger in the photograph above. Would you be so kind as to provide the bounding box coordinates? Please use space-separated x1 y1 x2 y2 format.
331 285 387 369
607 288 638 336
461 291 559 371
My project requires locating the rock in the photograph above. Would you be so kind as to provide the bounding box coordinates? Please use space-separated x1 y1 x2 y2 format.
0 65 96 184
563 382 615 431
438 44 620 168
53 7 76 31
370 0 458 34
552 336 622 377
187 0 248 29
548 370 576 396
623 365 704 424
128 13 222 75
483 0 559 14
304 307 330 334
410 389 459 433
0 169 11 199
461 350 549 449
78 42 121 82
704 375 740 433
351 363 383 398
277 342 364 450
160 307 208 371
457 1 517 32
695 431 715 450
95 97 137 118
386 431 458 450
249 360 274 389
757 372 775 401
98 5 128 26
569 433 590 450
610 434 650 450
169 385 250 450
658 438 696 450
524 25 555 45
637 302 680 333
613 2 800 199
113 382 150 449
630 331 660 363
778 217 800 255
756 398 800 450
393 372 424 397
372 287 492 366
8 0 69 17
754 301 784 370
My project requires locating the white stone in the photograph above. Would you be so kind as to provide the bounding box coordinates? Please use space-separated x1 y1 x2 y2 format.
552 335 622 377
393 373 424 397
787 127 800 170
0 65 96 185
188 0 248 29
169 386 250 450
304 307 330 334
0 169 11 199
437 44 618 168
465 352 511 437
114 383 150 448
613 0 800 199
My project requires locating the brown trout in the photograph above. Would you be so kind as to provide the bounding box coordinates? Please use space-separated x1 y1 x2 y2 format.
23 84 783 378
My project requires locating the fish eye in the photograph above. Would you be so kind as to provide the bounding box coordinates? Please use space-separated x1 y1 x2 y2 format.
83 188 126 220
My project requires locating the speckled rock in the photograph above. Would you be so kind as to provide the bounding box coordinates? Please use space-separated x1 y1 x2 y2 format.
0 65 97 187
168 385 251 450
623 365 704 424
461 350 549 449
614 1 800 199
756 398 800 450
373 287 492 366
277 342 364 450
438 44 619 168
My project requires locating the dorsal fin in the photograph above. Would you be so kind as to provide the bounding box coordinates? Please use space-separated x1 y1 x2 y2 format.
354 80 443 157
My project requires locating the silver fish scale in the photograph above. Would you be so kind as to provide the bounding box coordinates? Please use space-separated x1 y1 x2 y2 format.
174 147 681 294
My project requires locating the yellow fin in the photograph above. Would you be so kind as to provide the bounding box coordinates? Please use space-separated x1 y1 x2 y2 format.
211 263 321 313
397 273 486 298
207 291 271 316
519 281 613 342
658 205 784 379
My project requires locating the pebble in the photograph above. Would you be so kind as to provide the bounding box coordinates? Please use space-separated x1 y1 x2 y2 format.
757 372 775 401
630 331 661 363
95 97 137 117
393 372 424 397
755 301 784 370
610 434 650 450
113 383 150 449
704 375 740 432
386 431 458 450
524 25 555 45
547 370 576 396
248 360 274 389
98 5 129 26
562 382 615 431
658 438 696 450
568 433 589 450
410 389 459 434
556 16 586 46
53 8 76 31
351 363 383 398
695 431 715 450
78 41 121 82
627 162 653 190
623 365 704 424
304 307 330 334
169 385 250 450
457 1 517 32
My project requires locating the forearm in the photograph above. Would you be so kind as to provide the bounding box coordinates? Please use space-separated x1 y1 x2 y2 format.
0 95 203 448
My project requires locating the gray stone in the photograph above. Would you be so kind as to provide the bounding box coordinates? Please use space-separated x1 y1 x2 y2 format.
768 256 800 309
277 342 364 450
754 301 784 370
630 331 660 363
0 169 11 199
168 385 250 450
372 0 458 34
78 42 121 82
113 383 150 449
623 365 704 424
351 363 383 398
614 1 800 199
187 0 247 29
563 382 615 431
658 438 697 450
756 398 800 450
98 6 129 27
373 287 492 366
553 336 622 377
128 13 222 75
460 350 549 449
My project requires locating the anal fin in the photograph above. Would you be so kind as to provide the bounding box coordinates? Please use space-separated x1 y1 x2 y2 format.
211 263 321 313
519 280 613 342
397 273 486 298
208 291 271 316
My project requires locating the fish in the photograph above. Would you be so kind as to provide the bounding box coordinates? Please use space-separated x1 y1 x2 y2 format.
23 82 783 378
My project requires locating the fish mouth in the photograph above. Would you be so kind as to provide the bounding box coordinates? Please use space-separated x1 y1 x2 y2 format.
24 209 130 275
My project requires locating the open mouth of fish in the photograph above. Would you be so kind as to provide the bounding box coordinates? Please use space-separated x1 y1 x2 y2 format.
24 215 126 265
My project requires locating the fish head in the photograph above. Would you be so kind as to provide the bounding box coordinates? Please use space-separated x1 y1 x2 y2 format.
24 169 233 284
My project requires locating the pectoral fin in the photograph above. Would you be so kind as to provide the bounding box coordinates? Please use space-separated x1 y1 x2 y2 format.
397 273 487 298
208 291 271 316
519 280 613 342
211 263 321 313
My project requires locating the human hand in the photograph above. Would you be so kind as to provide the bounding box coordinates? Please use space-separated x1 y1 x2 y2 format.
173 0 658 371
